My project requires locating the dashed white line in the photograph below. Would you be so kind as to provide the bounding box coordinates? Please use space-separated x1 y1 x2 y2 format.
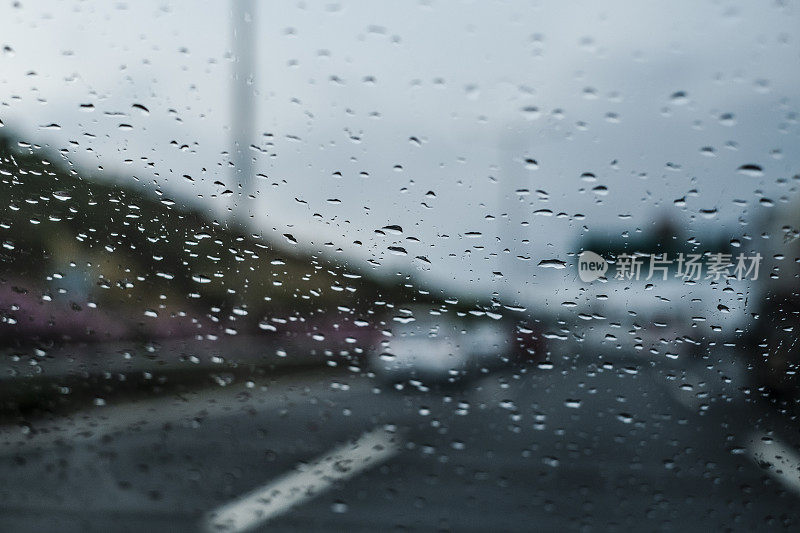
204 427 402 533
749 432 800 495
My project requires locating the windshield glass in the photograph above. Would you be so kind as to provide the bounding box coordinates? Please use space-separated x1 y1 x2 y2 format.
1 1 800 531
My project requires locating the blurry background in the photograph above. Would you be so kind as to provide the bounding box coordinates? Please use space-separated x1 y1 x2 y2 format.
1 0 797 302
1 2 800 531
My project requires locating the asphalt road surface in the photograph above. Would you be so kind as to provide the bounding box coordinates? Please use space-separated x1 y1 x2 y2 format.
0 348 798 532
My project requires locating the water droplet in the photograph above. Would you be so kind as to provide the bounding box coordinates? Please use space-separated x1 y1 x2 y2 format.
617 413 633 424
700 146 716 157
538 259 566 269
670 91 688 105
52 191 72 201
521 106 541 120
331 501 349 514
719 112 736 126
737 164 763 177
381 225 403 235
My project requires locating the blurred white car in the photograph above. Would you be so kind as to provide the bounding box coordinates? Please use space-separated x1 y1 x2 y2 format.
370 306 509 384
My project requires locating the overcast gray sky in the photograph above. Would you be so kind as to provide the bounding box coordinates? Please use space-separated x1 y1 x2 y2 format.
1 0 799 305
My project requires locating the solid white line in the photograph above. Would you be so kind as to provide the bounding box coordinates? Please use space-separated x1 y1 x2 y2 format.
204 427 401 533
749 433 800 495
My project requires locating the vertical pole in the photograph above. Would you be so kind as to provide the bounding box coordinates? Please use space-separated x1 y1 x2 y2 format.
231 0 256 222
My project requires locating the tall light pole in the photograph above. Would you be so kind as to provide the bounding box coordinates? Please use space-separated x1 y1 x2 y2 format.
231 0 256 222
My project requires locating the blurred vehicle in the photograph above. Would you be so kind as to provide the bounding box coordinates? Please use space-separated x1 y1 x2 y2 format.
570 223 752 359
369 305 532 386
567 275 703 358
574 275 750 354
750 198 800 397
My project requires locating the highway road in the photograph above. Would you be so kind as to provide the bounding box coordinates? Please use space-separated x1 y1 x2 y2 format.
0 348 798 532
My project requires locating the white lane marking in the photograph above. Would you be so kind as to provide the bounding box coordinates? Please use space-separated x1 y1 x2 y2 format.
204 427 401 533
749 433 800 495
